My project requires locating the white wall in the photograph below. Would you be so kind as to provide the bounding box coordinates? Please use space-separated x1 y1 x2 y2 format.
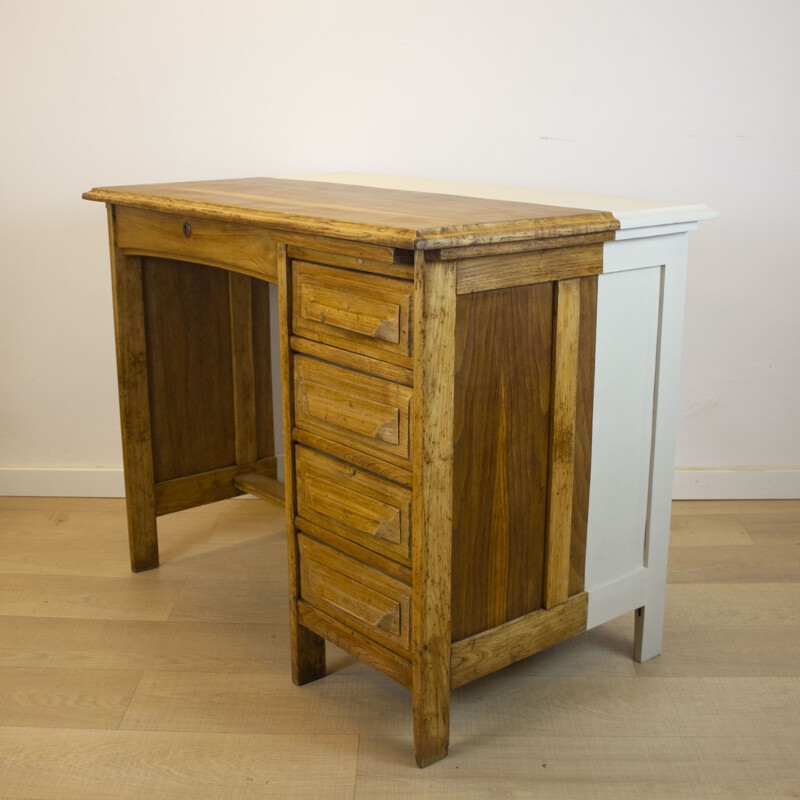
1 0 798 498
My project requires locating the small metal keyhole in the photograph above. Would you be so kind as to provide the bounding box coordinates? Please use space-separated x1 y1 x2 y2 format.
182 221 192 238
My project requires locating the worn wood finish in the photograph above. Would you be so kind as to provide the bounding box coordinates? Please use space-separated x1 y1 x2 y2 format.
544 279 582 610
283 234 412 266
451 283 553 640
411 251 457 768
114 206 277 281
297 602 412 689
292 261 413 366
290 336 413 387
437 230 614 260
84 177 619 251
251 278 276 460
107 209 158 572
228 272 258 465
450 592 588 689
295 516 412 584
154 457 277 516
141 257 236 483
295 446 411 565
298 535 412 656
292 429 412 488
294 356 412 468
278 244 326 685
456 243 603 295
569 276 598 596
287 245 414 279
233 471 284 507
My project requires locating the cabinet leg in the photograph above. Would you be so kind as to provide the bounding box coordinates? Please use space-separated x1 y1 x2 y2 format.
634 593 665 663
412 667 450 768
291 622 326 685
126 497 159 572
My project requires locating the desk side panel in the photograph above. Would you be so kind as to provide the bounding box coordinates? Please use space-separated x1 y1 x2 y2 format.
451 283 553 640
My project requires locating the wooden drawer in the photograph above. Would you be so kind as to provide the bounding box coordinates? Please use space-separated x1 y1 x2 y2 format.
114 206 277 281
295 446 411 565
298 534 411 655
292 261 412 365
293 355 412 467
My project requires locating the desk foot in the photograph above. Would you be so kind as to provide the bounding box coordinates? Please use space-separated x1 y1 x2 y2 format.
412 672 450 768
127 501 159 573
291 623 326 685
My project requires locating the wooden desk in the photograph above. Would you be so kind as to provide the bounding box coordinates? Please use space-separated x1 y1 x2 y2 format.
84 175 714 767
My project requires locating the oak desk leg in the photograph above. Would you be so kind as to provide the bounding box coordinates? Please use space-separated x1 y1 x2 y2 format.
278 243 326 683
108 208 158 572
411 253 456 767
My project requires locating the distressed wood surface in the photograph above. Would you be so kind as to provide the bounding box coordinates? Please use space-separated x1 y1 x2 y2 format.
290 336 413 387
251 278 276 460
107 208 158 572
411 251 457 768
295 446 411 565
228 272 258 466
294 356 412 468
455 243 603 294
295 516 412 585
544 279 582 609
291 261 413 366
233 471 285 507
114 205 278 281
154 457 277 516
450 592 588 688
278 243 326 685
84 177 619 251
298 536 411 656
292 429 412 487
569 276 598 596
437 230 614 260
297 602 412 689
286 244 414 279
451 283 553 640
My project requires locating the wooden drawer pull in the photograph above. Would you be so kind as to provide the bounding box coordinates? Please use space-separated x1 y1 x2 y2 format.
306 560 402 637
300 379 400 445
301 284 401 343
305 474 402 544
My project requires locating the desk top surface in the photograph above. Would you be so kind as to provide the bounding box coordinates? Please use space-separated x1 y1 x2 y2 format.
84 176 621 250
84 174 716 250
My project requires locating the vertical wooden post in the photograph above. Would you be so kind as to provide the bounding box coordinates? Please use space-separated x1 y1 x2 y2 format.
411 251 456 768
106 205 158 572
277 243 326 684
228 272 258 466
544 278 581 608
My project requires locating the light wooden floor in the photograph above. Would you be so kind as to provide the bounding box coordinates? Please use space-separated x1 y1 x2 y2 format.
0 497 798 799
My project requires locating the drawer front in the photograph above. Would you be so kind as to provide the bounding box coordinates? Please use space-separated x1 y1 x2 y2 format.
292 261 412 365
295 446 411 565
293 355 412 467
298 535 411 654
114 206 277 281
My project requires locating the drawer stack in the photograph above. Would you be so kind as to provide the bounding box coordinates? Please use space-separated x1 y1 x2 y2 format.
287 257 415 678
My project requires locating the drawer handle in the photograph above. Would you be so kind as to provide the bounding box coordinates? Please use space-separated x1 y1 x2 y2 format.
300 285 401 344
375 610 400 633
300 379 400 445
